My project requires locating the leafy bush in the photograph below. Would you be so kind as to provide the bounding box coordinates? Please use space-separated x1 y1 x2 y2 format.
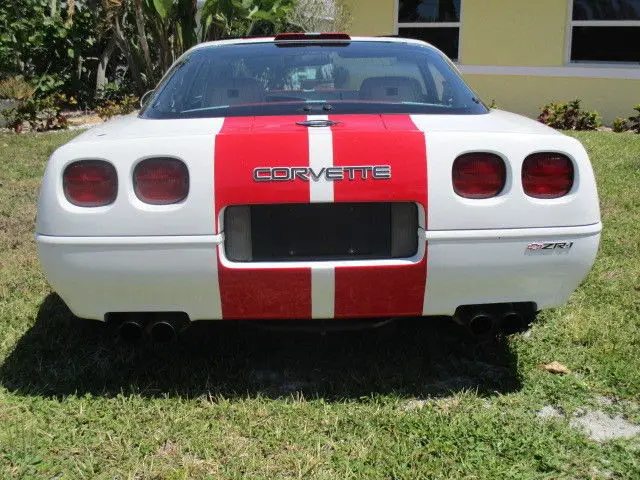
97 82 136 103
2 1 295 106
0 2 102 103
537 100 601 131
287 0 352 32
95 96 139 120
2 93 70 132
612 118 629 133
0 76 35 100
2 103 35 132
628 105 640 134
32 74 66 98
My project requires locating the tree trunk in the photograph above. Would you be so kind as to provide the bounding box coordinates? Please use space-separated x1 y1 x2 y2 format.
157 24 172 74
76 55 83 83
134 0 153 75
114 11 143 92
96 35 117 94
67 0 75 23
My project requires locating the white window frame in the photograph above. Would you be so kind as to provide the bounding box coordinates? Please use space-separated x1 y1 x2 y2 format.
394 0 465 62
565 0 640 66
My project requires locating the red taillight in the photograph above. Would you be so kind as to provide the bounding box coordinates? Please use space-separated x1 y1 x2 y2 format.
134 158 189 205
452 153 506 199
522 153 574 199
63 160 117 207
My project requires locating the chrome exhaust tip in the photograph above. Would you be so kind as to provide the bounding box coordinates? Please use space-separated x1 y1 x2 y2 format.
149 320 177 343
118 320 144 343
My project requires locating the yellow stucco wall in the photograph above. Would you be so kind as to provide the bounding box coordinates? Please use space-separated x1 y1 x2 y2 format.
342 0 395 36
466 75 639 124
461 0 569 66
343 0 570 66
340 1 637 123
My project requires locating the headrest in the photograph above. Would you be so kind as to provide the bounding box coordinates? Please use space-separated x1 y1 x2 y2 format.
359 76 424 103
207 78 265 106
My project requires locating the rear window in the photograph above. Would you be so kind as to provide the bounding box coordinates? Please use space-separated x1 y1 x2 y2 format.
140 40 487 119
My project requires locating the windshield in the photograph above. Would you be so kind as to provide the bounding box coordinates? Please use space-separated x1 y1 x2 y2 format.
140 40 488 119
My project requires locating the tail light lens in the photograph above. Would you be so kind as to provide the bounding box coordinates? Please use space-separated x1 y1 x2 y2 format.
452 153 506 199
63 160 117 207
134 158 189 205
522 153 574 198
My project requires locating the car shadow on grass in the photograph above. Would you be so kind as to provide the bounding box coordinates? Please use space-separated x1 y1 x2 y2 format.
0 293 522 400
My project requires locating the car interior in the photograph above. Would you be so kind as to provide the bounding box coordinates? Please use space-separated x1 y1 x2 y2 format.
143 42 484 117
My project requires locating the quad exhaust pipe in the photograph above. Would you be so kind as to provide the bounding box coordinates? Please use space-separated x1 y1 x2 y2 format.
148 320 178 343
115 313 187 343
467 312 496 337
118 319 144 343
500 310 526 335
454 305 529 338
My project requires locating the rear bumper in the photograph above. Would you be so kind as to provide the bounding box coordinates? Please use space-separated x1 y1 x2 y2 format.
36 223 601 321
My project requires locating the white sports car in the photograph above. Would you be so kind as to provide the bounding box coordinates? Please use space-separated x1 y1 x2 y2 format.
35 33 602 342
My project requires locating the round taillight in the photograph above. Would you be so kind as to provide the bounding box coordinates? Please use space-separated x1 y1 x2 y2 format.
63 160 117 207
522 153 574 199
452 153 506 199
134 158 189 205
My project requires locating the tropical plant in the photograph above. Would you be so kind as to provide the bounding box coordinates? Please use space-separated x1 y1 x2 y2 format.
612 117 628 133
287 0 351 32
628 104 640 134
200 0 295 40
0 0 296 104
2 94 70 133
537 99 601 131
0 76 35 100
96 95 139 119
143 0 198 74
0 1 104 101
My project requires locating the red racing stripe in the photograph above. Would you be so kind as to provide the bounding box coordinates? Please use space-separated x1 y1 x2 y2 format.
329 114 428 318
214 116 312 319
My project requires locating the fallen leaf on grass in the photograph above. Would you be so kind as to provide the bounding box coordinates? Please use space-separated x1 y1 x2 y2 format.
541 361 572 375
601 271 620 279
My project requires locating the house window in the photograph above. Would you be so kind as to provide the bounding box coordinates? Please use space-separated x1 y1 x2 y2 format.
396 0 462 60
569 0 640 62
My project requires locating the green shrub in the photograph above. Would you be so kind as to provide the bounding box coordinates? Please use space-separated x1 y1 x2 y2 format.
537 99 601 131
628 105 640 134
33 94 70 131
97 82 128 103
96 96 139 120
612 117 629 133
94 82 140 119
2 94 69 133
2 101 37 132
32 74 66 98
0 76 35 100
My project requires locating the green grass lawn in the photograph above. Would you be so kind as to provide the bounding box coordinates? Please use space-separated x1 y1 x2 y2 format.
0 130 638 479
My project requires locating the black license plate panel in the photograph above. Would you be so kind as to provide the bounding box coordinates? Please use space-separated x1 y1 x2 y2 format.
225 202 418 262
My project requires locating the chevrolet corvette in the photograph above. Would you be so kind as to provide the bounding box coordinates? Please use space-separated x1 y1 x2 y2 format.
35 33 602 342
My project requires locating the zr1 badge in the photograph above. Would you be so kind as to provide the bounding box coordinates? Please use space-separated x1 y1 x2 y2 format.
526 242 574 252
